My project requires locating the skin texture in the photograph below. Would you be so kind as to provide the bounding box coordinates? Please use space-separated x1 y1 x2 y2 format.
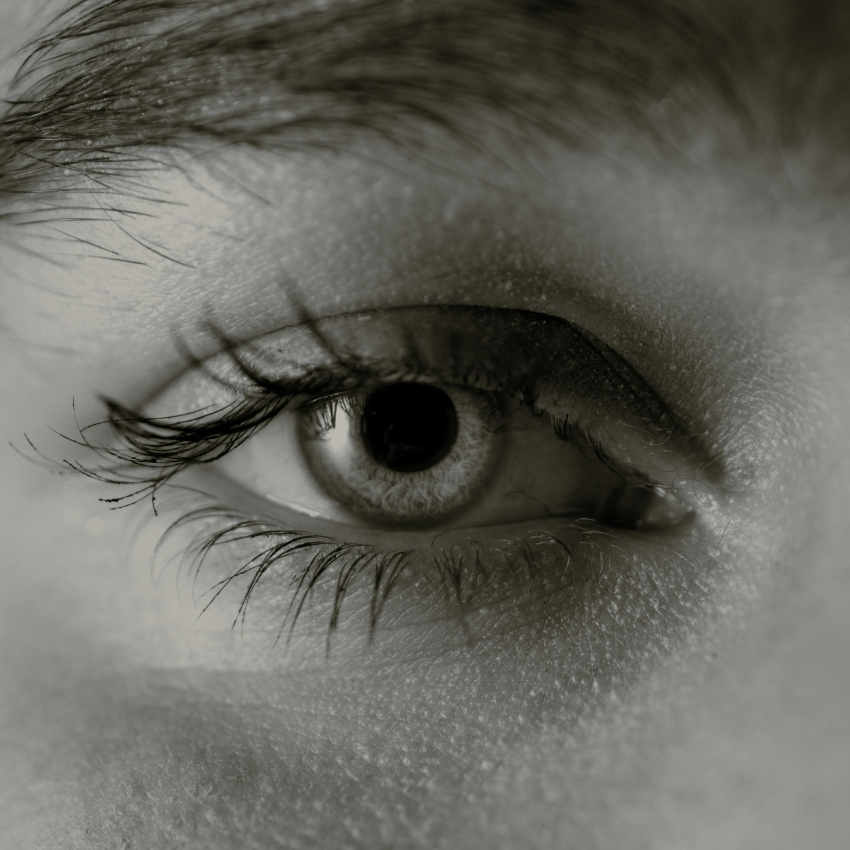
1 1 850 849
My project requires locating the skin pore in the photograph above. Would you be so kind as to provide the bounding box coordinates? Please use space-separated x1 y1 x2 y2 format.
1 1 850 848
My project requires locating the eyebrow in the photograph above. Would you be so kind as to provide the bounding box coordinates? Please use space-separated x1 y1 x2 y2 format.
0 0 845 198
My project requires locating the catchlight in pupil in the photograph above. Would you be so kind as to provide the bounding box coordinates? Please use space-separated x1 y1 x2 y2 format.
360 383 459 473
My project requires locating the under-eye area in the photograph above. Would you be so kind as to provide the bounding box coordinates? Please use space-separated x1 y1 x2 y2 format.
59 304 722 649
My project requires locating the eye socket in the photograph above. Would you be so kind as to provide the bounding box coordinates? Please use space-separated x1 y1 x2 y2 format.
73 305 710 640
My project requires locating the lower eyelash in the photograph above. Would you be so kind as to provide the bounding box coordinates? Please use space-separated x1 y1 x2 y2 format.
153 498 575 647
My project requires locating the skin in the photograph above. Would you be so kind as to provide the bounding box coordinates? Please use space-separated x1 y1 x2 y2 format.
1 1 850 848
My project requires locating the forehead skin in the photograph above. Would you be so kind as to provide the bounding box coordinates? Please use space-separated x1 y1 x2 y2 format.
1 2 850 849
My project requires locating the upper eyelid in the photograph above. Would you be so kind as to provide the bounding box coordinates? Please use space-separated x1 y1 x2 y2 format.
161 304 643 403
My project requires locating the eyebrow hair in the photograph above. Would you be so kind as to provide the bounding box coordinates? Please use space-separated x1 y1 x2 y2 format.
0 0 845 201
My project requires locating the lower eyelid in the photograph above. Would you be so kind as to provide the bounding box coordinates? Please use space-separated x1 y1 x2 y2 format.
145 468 709 653
195 438 693 547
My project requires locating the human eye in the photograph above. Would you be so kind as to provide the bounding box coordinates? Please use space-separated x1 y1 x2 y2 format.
69 302 710 647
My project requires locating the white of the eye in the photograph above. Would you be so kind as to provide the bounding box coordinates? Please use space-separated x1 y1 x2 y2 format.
216 412 350 521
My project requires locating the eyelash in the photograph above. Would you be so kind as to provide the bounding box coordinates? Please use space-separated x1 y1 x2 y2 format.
49 323 644 643
158 501 538 650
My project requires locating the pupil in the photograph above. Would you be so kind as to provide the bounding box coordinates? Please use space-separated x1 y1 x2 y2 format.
361 383 459 473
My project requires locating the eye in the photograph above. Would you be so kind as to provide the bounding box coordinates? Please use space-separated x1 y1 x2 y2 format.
297 383 503 527
147 306 697 534
214 379 689 531
82 304 709 640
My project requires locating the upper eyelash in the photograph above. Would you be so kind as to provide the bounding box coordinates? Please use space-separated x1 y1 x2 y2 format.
55 317 423 508
67 394 289 509
53 312 656 514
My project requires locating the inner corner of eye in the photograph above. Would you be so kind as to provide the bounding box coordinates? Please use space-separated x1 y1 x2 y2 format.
595 481 694 531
